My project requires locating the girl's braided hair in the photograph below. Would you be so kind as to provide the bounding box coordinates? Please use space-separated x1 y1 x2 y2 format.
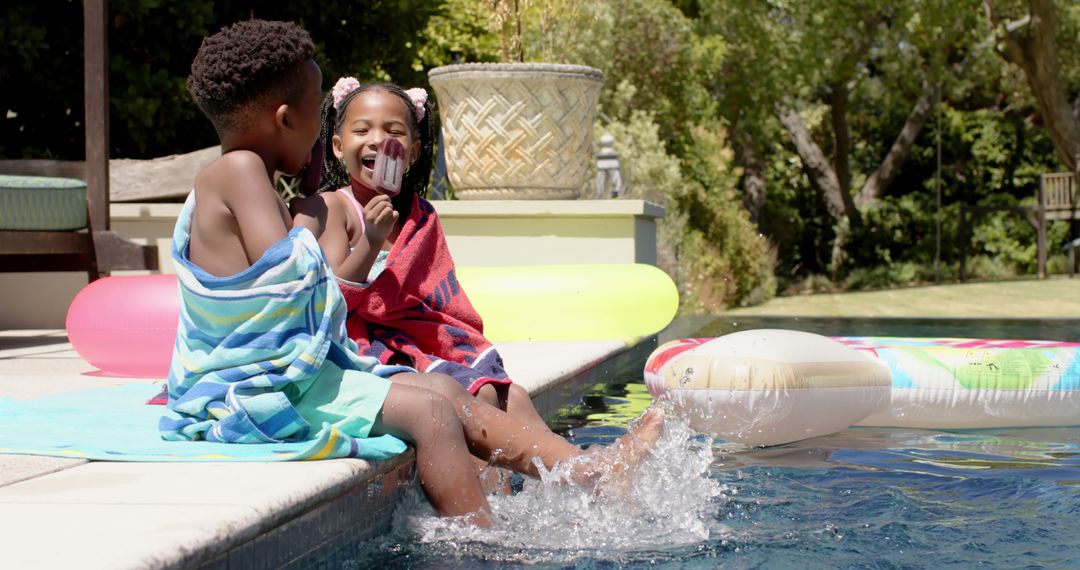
318 83 434 218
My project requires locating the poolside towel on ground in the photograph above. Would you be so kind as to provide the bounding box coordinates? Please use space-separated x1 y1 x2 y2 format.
160 191 410 457
339 196 512 396
0 384 405 461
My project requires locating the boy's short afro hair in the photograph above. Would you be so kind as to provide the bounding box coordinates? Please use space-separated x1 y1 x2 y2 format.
188 19 315 133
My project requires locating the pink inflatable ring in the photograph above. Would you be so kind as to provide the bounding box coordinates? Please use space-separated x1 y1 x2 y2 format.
65 274 180 377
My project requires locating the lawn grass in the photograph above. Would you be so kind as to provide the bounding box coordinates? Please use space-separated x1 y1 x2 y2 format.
723 277 1080 318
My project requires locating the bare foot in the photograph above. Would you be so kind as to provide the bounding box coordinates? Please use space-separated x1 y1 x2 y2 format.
618 405 665 461
567 406 665 488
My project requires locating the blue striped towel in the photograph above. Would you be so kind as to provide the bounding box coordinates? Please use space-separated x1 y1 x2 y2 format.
160 192 410 459
0 384 405 462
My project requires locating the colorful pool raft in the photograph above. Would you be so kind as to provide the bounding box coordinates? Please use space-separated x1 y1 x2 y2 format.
645 330 1080 447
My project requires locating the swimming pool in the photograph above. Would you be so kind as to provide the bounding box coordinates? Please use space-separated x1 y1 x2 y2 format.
333 317 1080 568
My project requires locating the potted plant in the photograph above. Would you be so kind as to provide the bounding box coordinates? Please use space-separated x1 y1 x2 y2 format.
428 0 604 200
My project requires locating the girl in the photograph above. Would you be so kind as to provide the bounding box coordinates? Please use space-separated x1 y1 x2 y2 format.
292 78 549 429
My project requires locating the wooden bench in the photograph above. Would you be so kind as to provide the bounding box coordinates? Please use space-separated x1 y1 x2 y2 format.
0 174 158 281
0 0 156 282
1065 237 1080 277
1037 173 1079 278
957 173 1077 281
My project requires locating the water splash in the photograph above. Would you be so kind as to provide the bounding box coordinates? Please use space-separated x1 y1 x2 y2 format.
385 412 726 564
342 378 1080 569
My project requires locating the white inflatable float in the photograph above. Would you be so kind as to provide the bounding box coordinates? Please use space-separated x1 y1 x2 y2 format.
645 330 1080 446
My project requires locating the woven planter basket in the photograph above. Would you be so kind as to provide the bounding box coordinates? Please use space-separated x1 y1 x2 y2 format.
428 63 604 200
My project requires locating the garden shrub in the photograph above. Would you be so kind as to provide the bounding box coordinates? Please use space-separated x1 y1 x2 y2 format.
842 262 919 291
964 254 1021 280
781 274 839 296
600 110 775 313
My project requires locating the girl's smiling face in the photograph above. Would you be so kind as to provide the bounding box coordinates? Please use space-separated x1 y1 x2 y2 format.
332 88 420 194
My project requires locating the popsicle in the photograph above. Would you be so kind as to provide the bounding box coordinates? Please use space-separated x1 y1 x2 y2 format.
372 138 405 195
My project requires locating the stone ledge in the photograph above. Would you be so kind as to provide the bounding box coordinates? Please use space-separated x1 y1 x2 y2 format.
431 199 664 218
110 199 665 220
0 456 413 570
0 330 649 568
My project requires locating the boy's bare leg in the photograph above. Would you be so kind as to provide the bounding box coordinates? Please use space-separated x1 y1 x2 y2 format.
390 372 665 486
372 383 493 526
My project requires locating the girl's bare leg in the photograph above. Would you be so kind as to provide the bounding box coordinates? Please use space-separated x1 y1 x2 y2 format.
474 383 545 494
390 373 664 484
371 383 493 526
476 382 548 430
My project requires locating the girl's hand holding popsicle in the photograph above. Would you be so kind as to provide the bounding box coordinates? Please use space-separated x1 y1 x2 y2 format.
363 194 398 245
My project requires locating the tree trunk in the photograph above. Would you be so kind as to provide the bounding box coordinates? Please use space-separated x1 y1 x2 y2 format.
855 84 940 208
736 130 768 224
988 0 1080 174
780 86 939 271
829 81 852 195
777 105 858 226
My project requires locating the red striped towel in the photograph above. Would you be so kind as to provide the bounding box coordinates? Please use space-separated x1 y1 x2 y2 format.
339 197 512 397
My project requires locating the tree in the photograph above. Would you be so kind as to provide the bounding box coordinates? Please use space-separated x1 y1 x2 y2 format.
0 1 449 160
984 0 1080 177
700 0 984 271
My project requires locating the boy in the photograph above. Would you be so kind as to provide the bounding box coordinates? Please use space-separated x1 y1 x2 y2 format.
184 19 322 277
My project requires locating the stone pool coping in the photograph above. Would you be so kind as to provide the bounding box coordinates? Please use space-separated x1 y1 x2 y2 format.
0 329 657 569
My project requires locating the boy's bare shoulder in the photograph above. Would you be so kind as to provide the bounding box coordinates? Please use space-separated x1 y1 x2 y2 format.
195 150 272 198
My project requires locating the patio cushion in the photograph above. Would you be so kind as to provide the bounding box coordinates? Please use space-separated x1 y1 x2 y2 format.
0 174 88 231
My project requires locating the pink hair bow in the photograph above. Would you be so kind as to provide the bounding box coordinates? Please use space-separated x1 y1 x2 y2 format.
331 76 360 110
405 88 427 121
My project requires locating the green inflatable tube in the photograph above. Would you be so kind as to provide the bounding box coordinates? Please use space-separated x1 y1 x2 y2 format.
456 263 679 342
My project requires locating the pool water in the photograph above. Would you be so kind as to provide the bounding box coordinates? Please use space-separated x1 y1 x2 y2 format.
553 383 1080 568
346 317 1080 568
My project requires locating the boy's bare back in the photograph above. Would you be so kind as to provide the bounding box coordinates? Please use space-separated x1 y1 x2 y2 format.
190 151 292 277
